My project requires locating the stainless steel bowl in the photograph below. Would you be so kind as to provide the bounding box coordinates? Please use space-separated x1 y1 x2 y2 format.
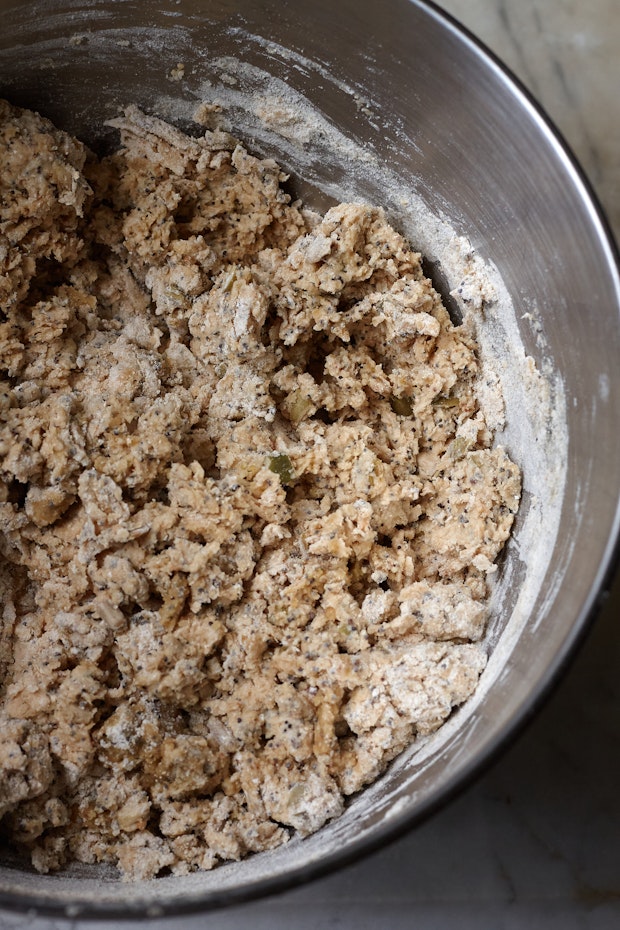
1 0 619 918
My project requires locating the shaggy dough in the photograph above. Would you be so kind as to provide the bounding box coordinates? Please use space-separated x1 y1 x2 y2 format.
0 99 521 879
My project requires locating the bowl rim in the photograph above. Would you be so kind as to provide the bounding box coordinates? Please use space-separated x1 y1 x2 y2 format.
1 0 619 918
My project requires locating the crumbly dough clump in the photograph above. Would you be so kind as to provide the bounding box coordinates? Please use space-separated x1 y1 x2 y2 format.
0 100 521 880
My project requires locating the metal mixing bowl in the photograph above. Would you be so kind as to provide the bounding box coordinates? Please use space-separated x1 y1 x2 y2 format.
1 0 619 918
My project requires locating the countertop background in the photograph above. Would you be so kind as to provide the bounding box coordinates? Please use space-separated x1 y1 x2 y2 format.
1 1 619 927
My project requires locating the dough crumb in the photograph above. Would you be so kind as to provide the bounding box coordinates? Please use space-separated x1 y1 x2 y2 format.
167 63 186 83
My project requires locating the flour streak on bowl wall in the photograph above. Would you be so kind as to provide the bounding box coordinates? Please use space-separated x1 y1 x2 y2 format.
0 0 619 918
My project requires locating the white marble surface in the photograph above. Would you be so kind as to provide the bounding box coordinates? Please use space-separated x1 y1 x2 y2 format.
1 2 619 928
443 0 620 237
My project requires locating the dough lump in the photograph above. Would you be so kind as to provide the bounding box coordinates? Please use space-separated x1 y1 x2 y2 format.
0 99 521 879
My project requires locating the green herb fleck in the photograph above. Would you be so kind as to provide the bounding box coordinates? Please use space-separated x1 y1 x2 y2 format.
432 394 459 408
389 395 414 417
221 269 237 293
268 453 295 485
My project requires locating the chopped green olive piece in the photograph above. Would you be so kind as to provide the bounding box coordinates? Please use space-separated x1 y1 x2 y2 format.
268 452 295 485
449 435 472 459
286 389 313 425
163 284 189 306
432 394 459 408
389 395 414 417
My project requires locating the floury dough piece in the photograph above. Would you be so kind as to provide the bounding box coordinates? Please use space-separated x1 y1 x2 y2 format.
0 99 521 879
